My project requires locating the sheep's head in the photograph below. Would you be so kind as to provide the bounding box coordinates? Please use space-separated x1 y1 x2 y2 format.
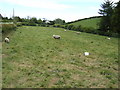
53 35 55 37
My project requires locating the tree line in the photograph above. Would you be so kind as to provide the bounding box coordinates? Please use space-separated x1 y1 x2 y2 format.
1 16 66 27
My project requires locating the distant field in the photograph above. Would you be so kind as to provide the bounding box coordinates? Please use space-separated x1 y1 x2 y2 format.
2 26 118 88
69 17 101 29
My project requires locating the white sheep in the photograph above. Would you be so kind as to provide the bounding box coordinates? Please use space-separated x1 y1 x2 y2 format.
84 52 90 56
64 30 67 32
76 32 81 34
5 37 10 43
107 37 111 40
53 35 61 39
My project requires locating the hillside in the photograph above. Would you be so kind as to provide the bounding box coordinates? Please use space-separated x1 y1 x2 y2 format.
2 26 118 88
68 17 101 29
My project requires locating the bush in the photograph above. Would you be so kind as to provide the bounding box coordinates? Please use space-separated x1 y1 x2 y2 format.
16 22 22 27
64 25 68 29
21 22 36 26
28 22 36 26
59 25 65 28
76 27 99 34
2 24 17 33
41 24 47 27
53 24 61 28
67 25 74 30
111 33 119 37
75 25 82 31
21 22 29 25
2 24 16 34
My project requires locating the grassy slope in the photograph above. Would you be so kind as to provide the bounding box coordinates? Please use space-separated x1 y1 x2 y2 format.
2 26 118 88
69 17 101 29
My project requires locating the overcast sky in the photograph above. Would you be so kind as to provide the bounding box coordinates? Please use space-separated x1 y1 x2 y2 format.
0 0 119 22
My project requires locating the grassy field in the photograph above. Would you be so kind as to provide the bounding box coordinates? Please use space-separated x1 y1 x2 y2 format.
69 17 101 29
2 26 118 88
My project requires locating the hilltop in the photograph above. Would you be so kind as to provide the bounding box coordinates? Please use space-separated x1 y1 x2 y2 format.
67 16 102 29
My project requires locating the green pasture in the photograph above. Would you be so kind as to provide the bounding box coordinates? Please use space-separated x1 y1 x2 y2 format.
69 18 101 29
2 26 118 88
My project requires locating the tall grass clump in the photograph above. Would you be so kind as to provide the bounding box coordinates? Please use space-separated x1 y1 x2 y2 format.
2 24 16 35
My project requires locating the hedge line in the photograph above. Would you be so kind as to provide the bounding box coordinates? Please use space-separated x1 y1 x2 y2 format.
53 24 119 37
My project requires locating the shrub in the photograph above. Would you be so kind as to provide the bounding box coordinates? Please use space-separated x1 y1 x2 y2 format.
53 24 61 28
64 25 68 29
21 22 36 26
81 27 95 33
59 25 65 28
16 22 22 27
2 24 16 34
21 22 29 25
67 25 74 30
41 23 47 27
75 25 82 31
28 22 36 26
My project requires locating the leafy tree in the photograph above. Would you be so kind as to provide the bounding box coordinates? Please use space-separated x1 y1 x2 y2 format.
111 1 120 34
54 18 65 25
30 17 37 23
67 25 74 30
22 18 29 22
49 21 55 25
37 19 42 24
75 25 82 31
98 0 114 32
14 16 22 22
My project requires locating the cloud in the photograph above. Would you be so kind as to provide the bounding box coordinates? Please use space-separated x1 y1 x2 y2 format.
1 0 72 10
1 0 119 22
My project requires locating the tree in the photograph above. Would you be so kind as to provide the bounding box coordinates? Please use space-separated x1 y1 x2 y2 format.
37 19 42 24
30 17 37 23
14 16 22 22
98 0 114 32
67 25 74 30
49 21 55 25
111 1 120 34
54 18 65 25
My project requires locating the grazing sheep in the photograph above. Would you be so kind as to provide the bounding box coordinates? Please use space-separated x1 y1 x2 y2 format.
84 52 90 56
76 32 81 34
107 37 111 40
64 30 67 32
53 35 61 39
5 37 10 43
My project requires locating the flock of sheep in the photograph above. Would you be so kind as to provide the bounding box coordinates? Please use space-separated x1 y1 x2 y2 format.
4 29 111 56
53 30 81 39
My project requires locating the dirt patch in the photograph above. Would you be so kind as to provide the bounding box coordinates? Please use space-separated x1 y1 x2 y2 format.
48 77 59 87
13 61 33 68
71 74 80 81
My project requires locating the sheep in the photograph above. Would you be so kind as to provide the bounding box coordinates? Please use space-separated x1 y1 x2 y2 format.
107 37 111 40
5 37 10 43
84 52 90 56
64 30 67 32
76 32 81 35
53 35 61 39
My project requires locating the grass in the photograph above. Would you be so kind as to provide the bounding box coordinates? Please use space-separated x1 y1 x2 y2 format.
2 26 118 88
69 17 101 29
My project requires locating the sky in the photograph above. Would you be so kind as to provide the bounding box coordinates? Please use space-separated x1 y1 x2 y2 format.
0 0 119 22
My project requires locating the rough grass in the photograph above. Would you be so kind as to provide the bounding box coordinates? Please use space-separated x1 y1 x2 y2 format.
1 24 16 41
2 26 118 88
2 24 16 34
69 18 101 29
